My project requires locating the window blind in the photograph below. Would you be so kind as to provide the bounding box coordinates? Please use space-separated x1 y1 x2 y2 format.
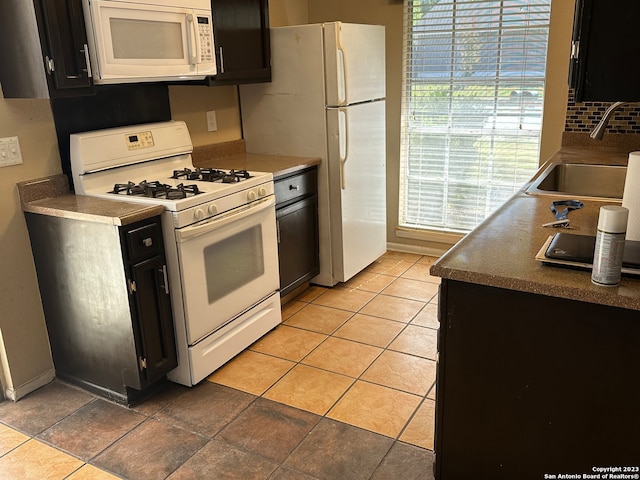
399 0 552 233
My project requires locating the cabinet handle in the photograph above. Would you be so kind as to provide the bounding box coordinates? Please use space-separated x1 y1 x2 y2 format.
289 185 299 191
44 56 55 75
161 265 170 295
142 237 153 247
82 44 92 78
219 47 225 73
276 219 281 244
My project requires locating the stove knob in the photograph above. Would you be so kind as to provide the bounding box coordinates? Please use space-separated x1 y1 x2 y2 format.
258 187 267 197
194 208 205 221
247 190 257 201
208 204 218 215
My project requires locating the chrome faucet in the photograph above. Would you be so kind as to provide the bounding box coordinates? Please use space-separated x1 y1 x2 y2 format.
590 101 631 140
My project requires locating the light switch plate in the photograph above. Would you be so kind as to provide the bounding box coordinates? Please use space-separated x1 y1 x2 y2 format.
0 136 22 167
206 110 218 132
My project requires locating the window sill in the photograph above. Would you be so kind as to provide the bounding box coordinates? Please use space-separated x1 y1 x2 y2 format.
395 226 464 247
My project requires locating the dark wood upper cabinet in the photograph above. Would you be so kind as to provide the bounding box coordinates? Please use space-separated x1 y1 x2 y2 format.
207 0 271 86
569 0 640 102
38 0 93 94
0 0 93 98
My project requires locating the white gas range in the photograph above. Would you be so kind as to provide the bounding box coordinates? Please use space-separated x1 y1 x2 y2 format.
70 121 282 386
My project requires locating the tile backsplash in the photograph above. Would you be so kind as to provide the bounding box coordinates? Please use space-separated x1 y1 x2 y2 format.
564 88 640 134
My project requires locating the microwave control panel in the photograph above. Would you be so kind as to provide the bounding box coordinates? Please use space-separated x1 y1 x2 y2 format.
197 17 214 63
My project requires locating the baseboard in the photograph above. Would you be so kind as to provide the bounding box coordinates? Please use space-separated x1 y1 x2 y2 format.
3 369 55 402
387 241 450 258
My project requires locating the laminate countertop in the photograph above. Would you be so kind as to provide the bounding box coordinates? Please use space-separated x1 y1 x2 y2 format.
17 175 164 226
430 145 640 311
192 147 321 178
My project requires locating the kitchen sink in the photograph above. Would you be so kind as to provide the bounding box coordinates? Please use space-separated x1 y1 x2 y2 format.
525 162 626 201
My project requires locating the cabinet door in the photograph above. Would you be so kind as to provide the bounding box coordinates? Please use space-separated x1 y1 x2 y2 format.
569 0 640 102
130 255 178 385
37 0 93 95
277 195 320 297
208 0 271 85
436 280 640 478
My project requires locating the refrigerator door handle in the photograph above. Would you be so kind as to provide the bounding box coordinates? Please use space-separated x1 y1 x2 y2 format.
339 108 349 189
336 30 348 105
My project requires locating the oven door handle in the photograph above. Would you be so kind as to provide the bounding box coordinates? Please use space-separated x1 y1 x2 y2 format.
176 196 275 243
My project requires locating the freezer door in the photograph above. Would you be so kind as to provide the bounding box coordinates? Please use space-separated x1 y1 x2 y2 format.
327 100 387 282
323 22 386 106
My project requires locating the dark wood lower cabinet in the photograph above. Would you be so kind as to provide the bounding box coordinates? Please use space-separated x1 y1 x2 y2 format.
435 279 640 479
126 241 176 385
277 195 319 297
26 213 177 405
275 167 319 297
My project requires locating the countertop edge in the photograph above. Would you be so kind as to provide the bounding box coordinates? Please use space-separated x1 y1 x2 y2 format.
430 145 640 311
23 196 166 226
430 264 637 310
17 175 165 226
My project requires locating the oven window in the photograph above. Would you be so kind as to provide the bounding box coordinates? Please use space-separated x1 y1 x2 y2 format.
110 18 184 59
204 225 265 304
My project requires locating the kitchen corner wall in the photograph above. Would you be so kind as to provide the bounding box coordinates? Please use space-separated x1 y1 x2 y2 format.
0 86 59 400
167 0 309 148
168 86 242 147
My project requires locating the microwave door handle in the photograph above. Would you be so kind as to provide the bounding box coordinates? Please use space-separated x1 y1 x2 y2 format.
176 196 275 242
186 14 199 65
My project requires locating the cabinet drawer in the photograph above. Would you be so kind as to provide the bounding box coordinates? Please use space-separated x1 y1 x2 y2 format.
275 168 317 206
125 221 162 261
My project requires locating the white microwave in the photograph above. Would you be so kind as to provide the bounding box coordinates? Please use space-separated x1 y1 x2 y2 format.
82 0 217 84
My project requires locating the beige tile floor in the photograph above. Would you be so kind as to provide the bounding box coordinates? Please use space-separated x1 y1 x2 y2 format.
0 250 439 479
0 423 120 479
209 251 440 450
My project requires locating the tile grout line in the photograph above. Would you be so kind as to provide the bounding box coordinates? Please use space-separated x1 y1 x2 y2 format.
234 261 439 444
2 253 440 475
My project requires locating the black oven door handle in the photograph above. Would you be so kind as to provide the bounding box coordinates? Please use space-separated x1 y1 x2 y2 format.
175 195 275 243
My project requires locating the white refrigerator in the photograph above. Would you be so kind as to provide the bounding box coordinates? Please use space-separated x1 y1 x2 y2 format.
240 22 387 287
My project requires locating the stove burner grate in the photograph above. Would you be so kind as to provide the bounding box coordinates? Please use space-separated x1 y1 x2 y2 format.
170 168 252 183
171 168 202 180
223 169 250 183
111 180 201 199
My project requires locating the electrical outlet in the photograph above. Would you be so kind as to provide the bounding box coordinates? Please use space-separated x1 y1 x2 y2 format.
0 136 22 167
206 110 218 132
